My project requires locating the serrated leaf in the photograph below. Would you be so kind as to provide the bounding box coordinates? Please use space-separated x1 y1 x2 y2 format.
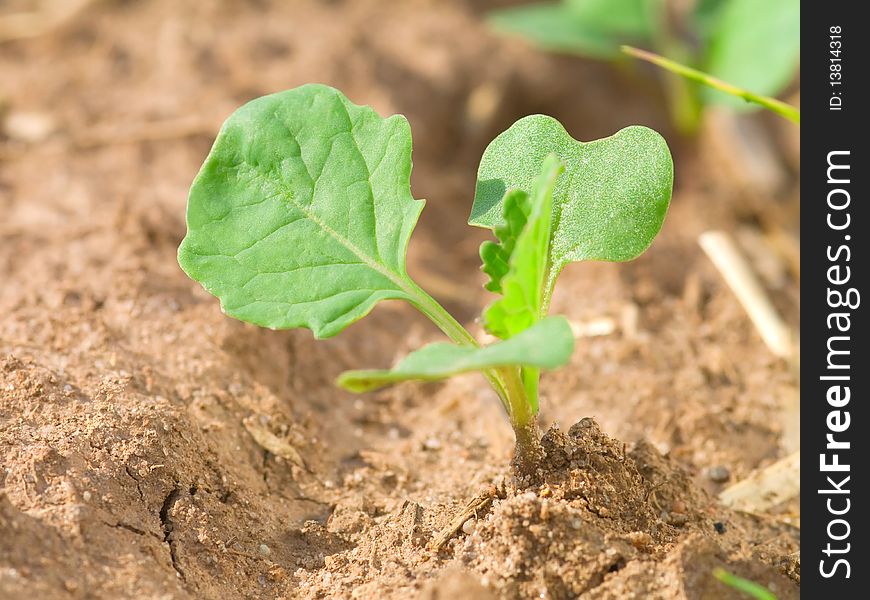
483 154 563 340
703 0 799 109
469 116 672 303
482 155 563 413
337 316 574 393
480 189 531 294
488 0 660 58
178 84 425 339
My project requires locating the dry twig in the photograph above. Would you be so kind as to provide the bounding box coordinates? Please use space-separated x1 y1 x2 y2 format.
429 487 495 551
699 231 798 366
719 451 800 513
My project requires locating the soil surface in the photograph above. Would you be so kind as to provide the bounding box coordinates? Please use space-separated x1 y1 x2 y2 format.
1 1 799 598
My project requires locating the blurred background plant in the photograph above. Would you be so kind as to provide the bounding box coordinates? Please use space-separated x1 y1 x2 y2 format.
488 0 800 133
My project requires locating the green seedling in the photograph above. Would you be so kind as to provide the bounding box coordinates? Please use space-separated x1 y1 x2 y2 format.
178 84 673 475
488 0 800 132
713 568 778 600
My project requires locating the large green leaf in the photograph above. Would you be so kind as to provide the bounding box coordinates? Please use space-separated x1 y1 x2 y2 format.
337 316 574 393
564 0 659 37
489 4 622 58
691 0 729 43
703 0 799 109
488 0 660 58
178 84 425 339
469 116 673 300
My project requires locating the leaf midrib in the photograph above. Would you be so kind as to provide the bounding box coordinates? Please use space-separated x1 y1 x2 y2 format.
244 162 420 304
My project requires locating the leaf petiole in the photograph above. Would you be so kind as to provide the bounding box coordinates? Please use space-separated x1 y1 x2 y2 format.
403 279 514 412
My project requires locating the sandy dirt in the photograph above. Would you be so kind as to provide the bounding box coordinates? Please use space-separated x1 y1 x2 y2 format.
1 1 799 598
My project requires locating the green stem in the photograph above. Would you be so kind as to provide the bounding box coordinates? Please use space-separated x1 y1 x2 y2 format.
500 366 533 429
664 70 703 135
645 6 702 134
621 46 801 124
406 281 479 347
404 281 535 445
404 281 512 412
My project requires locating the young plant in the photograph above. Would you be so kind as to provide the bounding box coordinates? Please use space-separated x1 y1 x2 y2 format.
488 0 800 132
713 568 778 600
177 84 673 476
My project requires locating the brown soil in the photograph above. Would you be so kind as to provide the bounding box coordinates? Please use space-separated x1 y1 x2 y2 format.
1 1 799 599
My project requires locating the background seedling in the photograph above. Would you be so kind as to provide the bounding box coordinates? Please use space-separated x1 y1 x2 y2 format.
622 46 800 124
178 84 672 476
488 0 800 132
713 568 778 600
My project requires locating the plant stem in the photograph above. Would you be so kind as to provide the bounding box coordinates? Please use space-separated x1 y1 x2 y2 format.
621 46 801 124
405 280 512 411
512 418 544 484
405 280 541 475
500 366 532 428
645 10 703 135
406 281 479 347
500 365 542 483
664 69 703 135
622 46 801 124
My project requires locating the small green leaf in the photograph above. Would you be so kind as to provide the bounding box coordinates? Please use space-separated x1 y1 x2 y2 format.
483 154 563 340
337 316 574 393
703 0 799 109
480 189 532 294
488 0 660 58
178 84 425 339
469 116 673 303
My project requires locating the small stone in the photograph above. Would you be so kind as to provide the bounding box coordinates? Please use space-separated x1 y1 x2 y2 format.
714 521 726 534
82 491 92 502
423 437 442 451
3 111 56 143
627 531 653 549
706 465 731 483
668 512 689 527
462 518 475 535
258 544 271 556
